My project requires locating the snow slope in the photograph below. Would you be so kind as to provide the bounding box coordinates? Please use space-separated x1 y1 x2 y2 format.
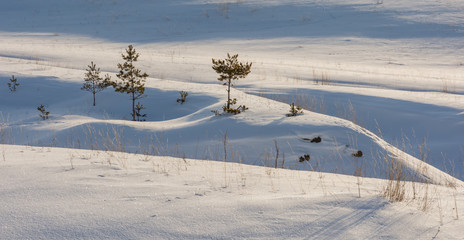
1 0 464 238
1 0 463 180
0 67 459 185
1 145 462 239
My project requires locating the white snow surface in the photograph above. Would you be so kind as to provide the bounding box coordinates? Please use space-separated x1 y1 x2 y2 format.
1 145 463 239
1 0 464 238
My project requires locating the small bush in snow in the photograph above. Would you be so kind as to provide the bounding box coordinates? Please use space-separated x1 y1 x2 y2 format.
298 154 310 162
177 91 188 104
286 102 303 117
37 105 49 120
222 98 248 115
212 53 252 114
132 102 147 121
8 75 19 92
224 105 248 115
81 61 111 106
211 109 221 116
211 103 248 116
352 150 363 157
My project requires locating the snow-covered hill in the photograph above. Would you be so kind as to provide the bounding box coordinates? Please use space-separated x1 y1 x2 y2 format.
1 145 462 239
1 0 464 238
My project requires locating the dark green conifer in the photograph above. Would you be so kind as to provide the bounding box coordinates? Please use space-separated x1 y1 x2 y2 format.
81 61 110 106
111 45 149 121
212 53 252 112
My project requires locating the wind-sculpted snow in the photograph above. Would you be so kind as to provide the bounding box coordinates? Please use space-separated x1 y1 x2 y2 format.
0 0 463 180
1 0 464 238
0 69 461 185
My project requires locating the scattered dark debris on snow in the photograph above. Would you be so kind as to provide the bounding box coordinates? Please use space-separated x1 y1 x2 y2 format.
352 150 363 157
302 136 322 143
299 154 310 162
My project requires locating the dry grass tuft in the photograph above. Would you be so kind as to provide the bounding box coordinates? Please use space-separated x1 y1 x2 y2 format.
383 155 406 202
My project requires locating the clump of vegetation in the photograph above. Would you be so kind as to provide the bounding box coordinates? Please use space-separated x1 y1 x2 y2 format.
352 150 363 157
211 103 248 116
109 45 149 121
212 53 252 114
286 102 303 117
8 75 19 92
211 109 221 116
302 136 322 143
298 154 310 162
177 91 188 104
133 102 147 121
81 61 111 106
222 98 248 115
383 157 406 202
37 105 50 120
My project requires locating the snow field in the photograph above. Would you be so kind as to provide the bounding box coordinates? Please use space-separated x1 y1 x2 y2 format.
0 144 462 239
1 0 464 238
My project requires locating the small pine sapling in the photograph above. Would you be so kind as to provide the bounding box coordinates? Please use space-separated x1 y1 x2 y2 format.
212 53 252 114
8 75 19 92
132 102 147 121
177 91 188 104
81 61 110 106
286 102 303 117
37 105 50 120
110 45 149 121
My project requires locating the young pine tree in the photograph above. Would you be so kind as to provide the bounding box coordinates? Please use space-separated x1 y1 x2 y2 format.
111 45 149 121
8 75 19 92
133 102 147 121
81 61 110 106
212 53 252 112
286 102 303 117
37 105 50 120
